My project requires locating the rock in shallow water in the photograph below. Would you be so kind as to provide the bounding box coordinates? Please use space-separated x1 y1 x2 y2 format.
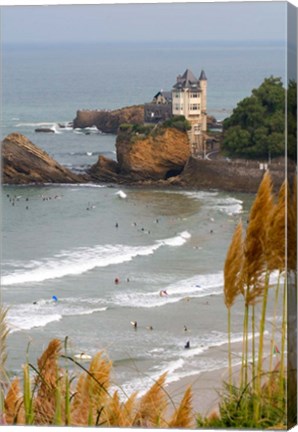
2 132 86 185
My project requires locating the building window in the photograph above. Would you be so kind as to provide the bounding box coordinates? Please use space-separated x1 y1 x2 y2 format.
191 93 198 98
175 93 179 98
174 104 184 111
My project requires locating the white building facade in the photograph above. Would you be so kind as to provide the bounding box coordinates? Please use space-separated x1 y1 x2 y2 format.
172 69 207 155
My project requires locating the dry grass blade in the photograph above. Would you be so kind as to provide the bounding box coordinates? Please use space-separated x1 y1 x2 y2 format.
88 352 112 405
169 386 193 428
224 220 244 308
36 339 61 387
242 171 274 304
102 390 133 427
266 181 287 271
71 372 90 425
34 339 62 424
4 378 25 425
133 372 168 427
71 352 112 426
0 307 10 383
287 176 296 271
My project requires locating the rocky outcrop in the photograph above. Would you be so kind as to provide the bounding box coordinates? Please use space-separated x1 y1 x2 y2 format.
2 133 86 185
88 155 121 183
116 127 190 180
73 105 144 133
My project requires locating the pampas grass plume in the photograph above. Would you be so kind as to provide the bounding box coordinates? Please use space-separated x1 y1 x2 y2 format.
266 181 287 271
134 372 168 427
4 377 24 425
169 386 193 428
242 171 274 304
224 220 244 308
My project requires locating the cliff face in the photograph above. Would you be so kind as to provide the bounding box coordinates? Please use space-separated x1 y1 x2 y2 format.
2 133 86 185
73 106 144 133
115 127 190 180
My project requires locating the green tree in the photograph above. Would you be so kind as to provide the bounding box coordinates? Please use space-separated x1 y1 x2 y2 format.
222 76 289 159
287 79 297 161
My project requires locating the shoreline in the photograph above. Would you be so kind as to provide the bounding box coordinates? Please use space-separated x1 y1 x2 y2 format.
165 366 225 418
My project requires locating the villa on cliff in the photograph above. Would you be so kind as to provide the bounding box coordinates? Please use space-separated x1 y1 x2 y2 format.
144 69 208 155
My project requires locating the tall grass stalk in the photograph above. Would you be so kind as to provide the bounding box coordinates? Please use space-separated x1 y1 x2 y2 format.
279 277 287 396
241 172 274 388
253 270 270 422
269 272 281 373
54 381 63 425
223 220 244 391
241 303 249 389
63 337 71 425
227 308 232 388
251 304 255 389
0 306 10 420
23 363 34 424
256 270 270 387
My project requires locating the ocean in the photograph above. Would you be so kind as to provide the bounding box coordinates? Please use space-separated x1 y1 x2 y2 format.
1 40 286 396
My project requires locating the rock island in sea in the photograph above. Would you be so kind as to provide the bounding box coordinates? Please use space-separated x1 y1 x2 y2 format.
2 68 294 191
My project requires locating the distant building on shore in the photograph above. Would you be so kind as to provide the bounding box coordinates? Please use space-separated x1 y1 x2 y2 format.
144 68 208 155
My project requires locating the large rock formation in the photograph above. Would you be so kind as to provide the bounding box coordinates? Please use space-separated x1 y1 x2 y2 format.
2 133 86 184
115 127 190 180
73 105 144 133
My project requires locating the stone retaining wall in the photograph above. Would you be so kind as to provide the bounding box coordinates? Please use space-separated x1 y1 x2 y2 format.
180 156 295 193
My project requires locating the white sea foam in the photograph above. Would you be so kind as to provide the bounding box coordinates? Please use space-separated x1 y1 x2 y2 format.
166 190 243 215
16 122 56 127
6 297 107 333
16 121 62 134
116 190 127 199
112 271 222 308
8 313 62 333
158 230 191 247
209 197 243 215
1 232 190 286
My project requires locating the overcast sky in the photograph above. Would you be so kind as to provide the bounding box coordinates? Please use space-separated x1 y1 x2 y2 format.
1 2 287 44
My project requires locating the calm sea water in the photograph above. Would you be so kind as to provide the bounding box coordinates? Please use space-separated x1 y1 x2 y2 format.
1 41 285 395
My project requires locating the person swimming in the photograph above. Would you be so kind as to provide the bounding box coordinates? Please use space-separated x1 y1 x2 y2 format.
184 341 190 349
159 290 168 297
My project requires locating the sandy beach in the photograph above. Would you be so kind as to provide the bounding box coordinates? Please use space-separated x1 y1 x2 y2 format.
167 365 225 419
165 335 281 422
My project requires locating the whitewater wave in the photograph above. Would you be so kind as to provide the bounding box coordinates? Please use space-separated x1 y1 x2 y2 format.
165 190 243 216
117 330 253 398
209 197 243 215
112 271 223 308
1 232 191 286
16 122 62 134
6 297 107 333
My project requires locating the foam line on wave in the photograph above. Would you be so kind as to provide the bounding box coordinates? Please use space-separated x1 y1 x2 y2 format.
1 232 191 286
112 271 223 308
6 297 108 333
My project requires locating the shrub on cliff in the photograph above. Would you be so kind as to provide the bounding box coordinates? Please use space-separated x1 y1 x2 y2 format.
222 76 297 160
119 123 133 132
119 123 155 138
163 115 192 132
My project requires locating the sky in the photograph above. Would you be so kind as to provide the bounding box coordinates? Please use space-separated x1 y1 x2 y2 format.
1 1 288 44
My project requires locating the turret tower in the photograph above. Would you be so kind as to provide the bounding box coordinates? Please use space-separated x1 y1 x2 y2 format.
199 69 207 132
